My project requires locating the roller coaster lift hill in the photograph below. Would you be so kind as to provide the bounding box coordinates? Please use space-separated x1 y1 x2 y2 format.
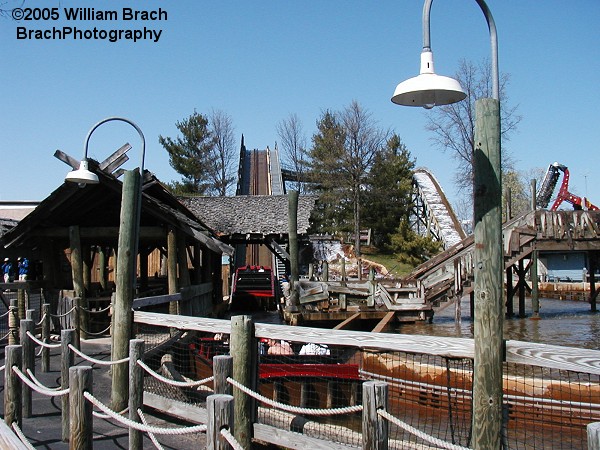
536 162 598 211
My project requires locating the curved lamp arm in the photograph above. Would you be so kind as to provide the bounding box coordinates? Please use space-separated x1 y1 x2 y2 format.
422 0 499 100
84 116 146 174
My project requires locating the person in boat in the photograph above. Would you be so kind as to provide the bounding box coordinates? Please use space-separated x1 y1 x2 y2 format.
299 342 330 355
267 339 294 355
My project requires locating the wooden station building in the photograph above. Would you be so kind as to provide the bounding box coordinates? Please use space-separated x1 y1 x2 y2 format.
0 153 232 315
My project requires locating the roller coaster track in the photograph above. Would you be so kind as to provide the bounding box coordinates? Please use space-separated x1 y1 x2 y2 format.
411 168 466 250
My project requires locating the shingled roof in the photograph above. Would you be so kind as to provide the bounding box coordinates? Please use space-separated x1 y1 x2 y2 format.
179 195 317 237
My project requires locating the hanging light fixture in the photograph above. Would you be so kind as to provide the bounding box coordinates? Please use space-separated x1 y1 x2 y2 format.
391 50 466 108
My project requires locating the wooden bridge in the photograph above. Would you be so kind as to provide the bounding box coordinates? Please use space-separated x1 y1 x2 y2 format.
403 209 600 317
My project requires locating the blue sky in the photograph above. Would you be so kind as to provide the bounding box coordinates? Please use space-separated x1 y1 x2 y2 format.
1 0 599 212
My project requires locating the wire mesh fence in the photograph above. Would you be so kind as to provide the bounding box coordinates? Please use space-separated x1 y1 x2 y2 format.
133 314 600 450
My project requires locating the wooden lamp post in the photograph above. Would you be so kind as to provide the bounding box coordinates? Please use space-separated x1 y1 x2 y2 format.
392 1 503 447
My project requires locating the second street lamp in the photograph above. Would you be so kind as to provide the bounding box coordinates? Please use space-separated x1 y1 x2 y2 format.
392 1 503 448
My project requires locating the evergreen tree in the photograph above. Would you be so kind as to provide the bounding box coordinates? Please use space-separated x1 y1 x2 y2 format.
159 112 216 195
362 134 415 251
306 110 351 234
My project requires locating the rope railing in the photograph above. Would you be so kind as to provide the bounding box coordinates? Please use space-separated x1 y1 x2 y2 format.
12 366 69 397
0 331 11 341
227 377 363 416
0 309 11 319
35 312 46 326
49 306 76 318
83 391 208 435
68 343 130 366
25 330 61 349
79 304 112 314
378 409 471 450
25 368 63 392
138 408 166 450
137 359 214 388
220 427 244 450
79 324 111 337
10 423 37 450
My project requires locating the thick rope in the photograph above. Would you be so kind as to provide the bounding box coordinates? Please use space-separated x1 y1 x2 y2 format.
0 365 4 372
220 428 244 450
0 309 11 318
79 324 111 337
68 344 130 366
11 422 37 450
0 331 13 341
79 304 112 314
26 368 62 391
36 313 46 326
26 330 61 349
93 406 129 420
12 366 69 397
378 409 471 450
227 377 363 416
84 392 207 435
50 306 76 318
137 360 214 388
138 408 166 450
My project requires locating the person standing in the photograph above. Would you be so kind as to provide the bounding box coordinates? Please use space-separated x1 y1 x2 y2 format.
2 258 13 283
17 257 29 281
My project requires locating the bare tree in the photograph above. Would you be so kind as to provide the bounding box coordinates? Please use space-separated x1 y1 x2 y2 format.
209 109 236 196
426 58 522 201
276 113 307 193
339 101 388 257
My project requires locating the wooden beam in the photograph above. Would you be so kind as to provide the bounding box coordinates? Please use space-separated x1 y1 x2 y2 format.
99 143 131 170
54 149 79 170
32 226 165 240
371 311 396 333
333 312 361 330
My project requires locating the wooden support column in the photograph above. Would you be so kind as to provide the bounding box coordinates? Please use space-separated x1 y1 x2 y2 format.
167 228 178 316
98 246 108 291
472 97 503 449
231 315 257 449
177 233 191 315
505 267 513 318
590 251 598 312
212 251 223 306
531 250 540 318
69 226 88 340
111 169 141 413
139 247 149 292
286 190 300 312
518 259 526 318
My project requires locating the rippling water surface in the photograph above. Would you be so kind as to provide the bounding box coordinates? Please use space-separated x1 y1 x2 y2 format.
396 297 600 350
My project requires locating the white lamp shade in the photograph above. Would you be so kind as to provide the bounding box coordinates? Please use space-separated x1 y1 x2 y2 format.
65 160 99 184
391 51 466 108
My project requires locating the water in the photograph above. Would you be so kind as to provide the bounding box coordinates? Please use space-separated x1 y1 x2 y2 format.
396 297 600 350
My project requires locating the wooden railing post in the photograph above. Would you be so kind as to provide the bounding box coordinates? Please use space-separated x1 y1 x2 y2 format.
20 318 35 418
41 303 51 372
61 329 75 442
231 315 257 449
69 366 93 450
4 345 22 428
129 339 145 450
213 355 233 395
362 381 388 450
8 299 19 345
73 296 81 347
207 394 235 450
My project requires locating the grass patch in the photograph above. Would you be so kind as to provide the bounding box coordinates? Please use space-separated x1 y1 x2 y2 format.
361 247 415 278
